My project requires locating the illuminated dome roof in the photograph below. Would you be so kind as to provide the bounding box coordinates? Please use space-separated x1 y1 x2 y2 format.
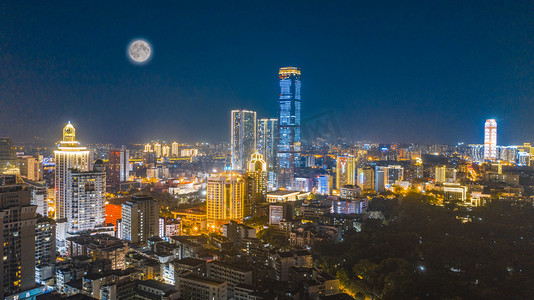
62 121 76 142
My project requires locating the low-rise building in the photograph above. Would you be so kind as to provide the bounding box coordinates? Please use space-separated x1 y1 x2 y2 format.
207 261 253 298
176 273 227 300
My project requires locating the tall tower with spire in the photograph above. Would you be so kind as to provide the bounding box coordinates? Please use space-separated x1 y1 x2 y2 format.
54 122 90 227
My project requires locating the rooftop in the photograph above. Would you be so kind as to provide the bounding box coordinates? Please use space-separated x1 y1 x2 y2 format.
175 257 206 267
209 260 252 273
181 274 226 285
138 279 176 292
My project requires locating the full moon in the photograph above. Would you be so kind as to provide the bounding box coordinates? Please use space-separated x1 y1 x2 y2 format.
128 40 151 63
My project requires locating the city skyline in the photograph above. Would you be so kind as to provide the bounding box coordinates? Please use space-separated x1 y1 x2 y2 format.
2 2 534 299
1 2 533 145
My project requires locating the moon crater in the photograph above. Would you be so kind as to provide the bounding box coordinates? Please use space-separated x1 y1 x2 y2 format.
128 40 151 64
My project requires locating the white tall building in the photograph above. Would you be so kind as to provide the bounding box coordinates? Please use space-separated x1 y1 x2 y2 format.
231 110 257 171
484 119 497 161
54 122 91 221
67 161 106 233
257 118 278 170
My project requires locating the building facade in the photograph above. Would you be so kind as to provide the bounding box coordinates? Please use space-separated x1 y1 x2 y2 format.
54 122 91 222
231 110 257 171
257 118 278 189
357 167 375 191
107 146 129 188
277 67 302 190
206 174 245 223
246 151 267 215
66 161 106 234
0 175 38 298
484 119 497 161
0 137 19 175
122 195 159 244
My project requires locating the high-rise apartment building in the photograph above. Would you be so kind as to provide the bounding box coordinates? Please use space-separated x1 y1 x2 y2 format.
54 122 91 222
171 142 179 157
0 175 38 298
107 146 130 188
122 195 159 244
207 174 244 224
162 145 171 157
277 67 301 190
66 160 106 234
484 119 497 161
144 143 152 153
231 110 257 171
35 216 56 285
357 167 375 191
25 179 49 217
153 142 162 158
18 155 41 181
35 216 56 269
336 155 357 189
0 137 20 175
245 151 267 216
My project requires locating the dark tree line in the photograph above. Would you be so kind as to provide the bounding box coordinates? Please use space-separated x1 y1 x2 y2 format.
313 193 534 299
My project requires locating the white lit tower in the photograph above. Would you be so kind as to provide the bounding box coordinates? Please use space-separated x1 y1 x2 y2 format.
484 119 497 161
54 122 90 221
231 110 257 171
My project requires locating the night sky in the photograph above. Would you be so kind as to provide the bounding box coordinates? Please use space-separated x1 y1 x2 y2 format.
1 1 533 145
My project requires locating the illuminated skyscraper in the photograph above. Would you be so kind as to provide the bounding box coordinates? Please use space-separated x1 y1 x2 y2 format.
246 151 267 216
231 110 257 171
257 118 278 190
206 174 244 224
277 67 301 189
54 122 91 222
257 118 278 169
336 155 357 189
484 119 497 161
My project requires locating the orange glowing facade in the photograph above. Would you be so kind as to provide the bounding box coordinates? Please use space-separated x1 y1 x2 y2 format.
105 203 122 229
